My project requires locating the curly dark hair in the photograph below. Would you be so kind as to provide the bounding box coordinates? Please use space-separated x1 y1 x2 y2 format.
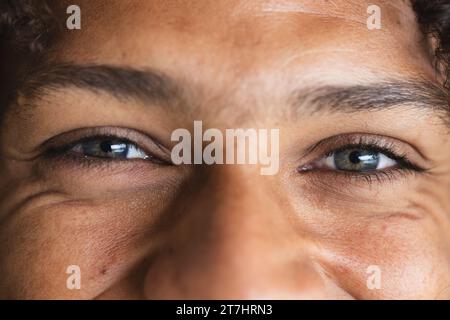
0 0 63 111
0 0 60 53
412 0 450 88
0 0 450 106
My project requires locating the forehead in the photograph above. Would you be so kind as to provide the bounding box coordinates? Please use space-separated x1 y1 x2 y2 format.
54 0 432 101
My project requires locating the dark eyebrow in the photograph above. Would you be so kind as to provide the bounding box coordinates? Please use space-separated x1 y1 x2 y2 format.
19 63 184 107
291 80 450 125
17 63 450 127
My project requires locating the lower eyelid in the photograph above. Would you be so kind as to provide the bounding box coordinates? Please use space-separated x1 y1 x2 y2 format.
299 167 420 186
42 151 161 171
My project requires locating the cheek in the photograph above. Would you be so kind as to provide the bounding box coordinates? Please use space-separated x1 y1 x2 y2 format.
0 189 176 299
319 216 450 299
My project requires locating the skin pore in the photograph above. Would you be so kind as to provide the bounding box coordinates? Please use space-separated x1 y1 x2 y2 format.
0 0 449 299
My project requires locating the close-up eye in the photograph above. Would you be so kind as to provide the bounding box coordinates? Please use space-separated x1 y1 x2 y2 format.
312 147 398 172
40 127 173 166
298 135 428 178
70 138 150 160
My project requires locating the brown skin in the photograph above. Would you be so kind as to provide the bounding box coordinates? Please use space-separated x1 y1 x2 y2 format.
0 0 449 299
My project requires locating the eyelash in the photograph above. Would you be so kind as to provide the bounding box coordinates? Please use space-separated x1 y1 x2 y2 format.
326 142 419 169
298 137 427 183
42 130 427 184
42 131 170 167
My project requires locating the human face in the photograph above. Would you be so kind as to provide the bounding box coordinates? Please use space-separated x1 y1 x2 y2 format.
0 0 449 299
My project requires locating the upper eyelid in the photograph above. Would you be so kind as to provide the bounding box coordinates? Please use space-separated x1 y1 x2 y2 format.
302 134 416 159
51 135 140 153
41 127 156 149
306 134 392 154
323 143 404 161
305 133 429 162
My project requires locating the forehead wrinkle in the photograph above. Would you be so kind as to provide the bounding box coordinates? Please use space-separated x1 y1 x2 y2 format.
259 0 414 26
259 0 368 25
383 0 415 15
276 48 364 71
260 6 366 26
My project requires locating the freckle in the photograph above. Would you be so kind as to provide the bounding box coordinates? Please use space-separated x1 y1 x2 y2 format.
100 268 107 275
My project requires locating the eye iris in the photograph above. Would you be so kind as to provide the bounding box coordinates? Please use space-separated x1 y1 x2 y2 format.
83 140 129 159
334 149 379 171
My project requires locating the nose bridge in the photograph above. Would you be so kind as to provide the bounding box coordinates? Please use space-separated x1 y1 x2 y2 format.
144 165 327 299
184 165 290 248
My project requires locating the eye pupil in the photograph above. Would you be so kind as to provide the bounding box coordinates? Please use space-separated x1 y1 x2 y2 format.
334 148 380 171
100 141 113 153
349 150 361 164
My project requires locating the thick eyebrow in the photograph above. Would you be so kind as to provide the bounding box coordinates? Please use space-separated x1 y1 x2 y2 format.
292 80 450 124
19 63 184 107
18 63 450 127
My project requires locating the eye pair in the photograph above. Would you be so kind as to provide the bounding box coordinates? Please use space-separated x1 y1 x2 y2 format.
66 136 410 173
